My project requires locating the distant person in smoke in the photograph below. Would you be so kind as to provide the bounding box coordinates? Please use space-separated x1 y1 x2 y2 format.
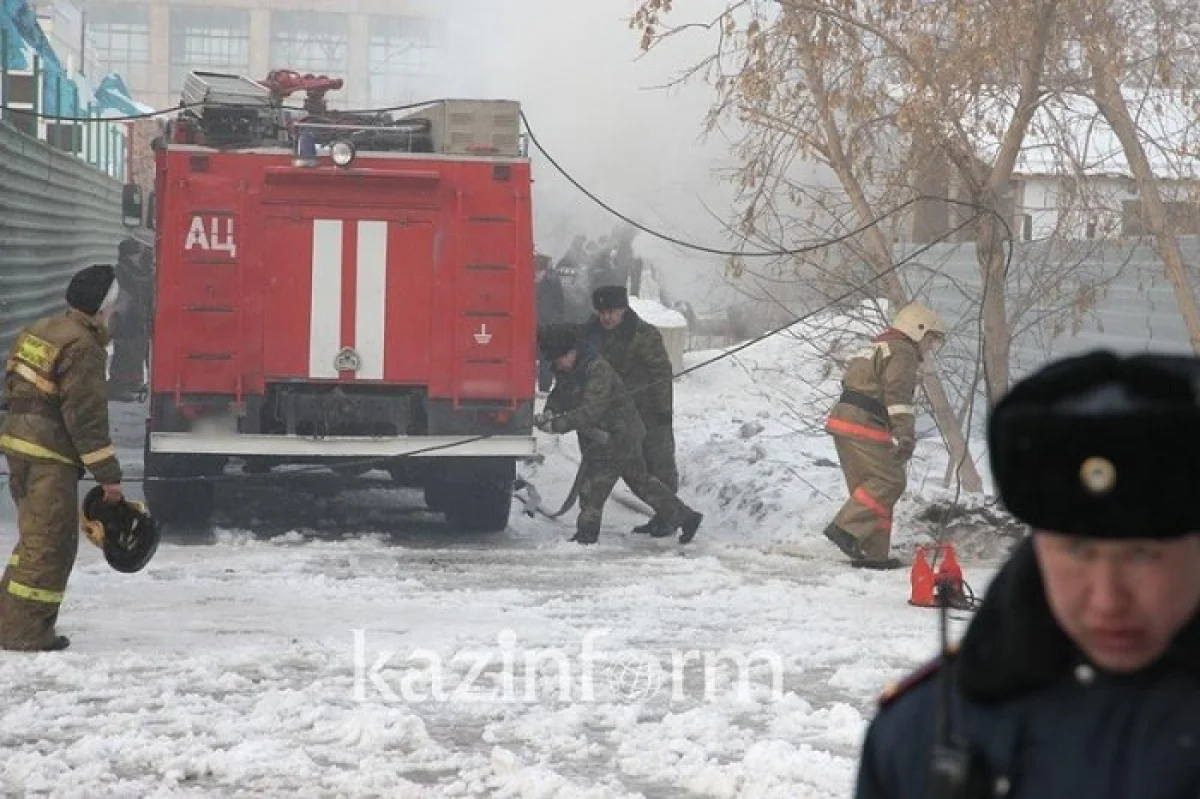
822 303 947 569
534 253 565 392
108 238 154 400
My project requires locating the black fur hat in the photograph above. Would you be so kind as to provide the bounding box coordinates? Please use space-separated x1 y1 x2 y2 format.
66 264 117 315
988 349 1200 538
592 285 628 311
538 323 579 361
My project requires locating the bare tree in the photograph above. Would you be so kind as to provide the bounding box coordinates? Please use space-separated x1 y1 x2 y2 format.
629 0 1072 492
1067 0 1200 350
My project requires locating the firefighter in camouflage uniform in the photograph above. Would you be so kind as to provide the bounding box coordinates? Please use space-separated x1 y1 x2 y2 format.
0 264 125 651
822 303 946 569
537 324 702 545
582 285 679 536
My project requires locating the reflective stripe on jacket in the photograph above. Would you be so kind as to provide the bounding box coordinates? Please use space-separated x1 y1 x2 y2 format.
1 310 122 484
825 328 920 446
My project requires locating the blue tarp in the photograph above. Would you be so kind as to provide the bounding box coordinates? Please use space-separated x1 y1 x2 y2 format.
3 0 63 73
1 14 32 70
2 0 142 117
94 73 146 116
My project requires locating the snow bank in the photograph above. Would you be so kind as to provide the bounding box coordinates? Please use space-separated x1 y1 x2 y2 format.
629 296 687 329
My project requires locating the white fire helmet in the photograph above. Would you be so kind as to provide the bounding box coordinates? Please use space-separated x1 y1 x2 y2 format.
892 303 948 343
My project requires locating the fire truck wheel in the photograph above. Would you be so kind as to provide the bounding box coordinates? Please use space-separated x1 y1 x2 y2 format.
144 478 215 529
423 482 451 514
443 479 514 533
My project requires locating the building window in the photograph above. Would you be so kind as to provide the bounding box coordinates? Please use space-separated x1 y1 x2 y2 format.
368 15 436 107
84 4 151 97
169 8 251 99
270 12 348 76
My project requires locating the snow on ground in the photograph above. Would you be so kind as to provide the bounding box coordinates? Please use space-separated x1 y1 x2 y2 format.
0 310 1021 797
628 297 688 329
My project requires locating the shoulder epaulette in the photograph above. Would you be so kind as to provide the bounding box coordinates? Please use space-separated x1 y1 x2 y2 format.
877 646 958 707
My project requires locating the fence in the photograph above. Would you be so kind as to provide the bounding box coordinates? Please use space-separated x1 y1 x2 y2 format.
895 236 1199 439
0 120 129 353
676 236 1199 437
899 236 1200 370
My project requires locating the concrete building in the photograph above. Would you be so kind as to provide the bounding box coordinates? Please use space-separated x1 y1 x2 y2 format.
78 0 440 112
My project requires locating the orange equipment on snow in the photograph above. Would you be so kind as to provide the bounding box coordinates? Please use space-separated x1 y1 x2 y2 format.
909 543 973 609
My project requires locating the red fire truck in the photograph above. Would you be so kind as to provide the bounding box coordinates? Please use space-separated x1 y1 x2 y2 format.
130 70 538 532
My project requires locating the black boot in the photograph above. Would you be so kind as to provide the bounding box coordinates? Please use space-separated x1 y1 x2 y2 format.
1 634 70 652
678 511 703 544
851 558 903 570
823 524 867 561
570 530 599 545
632 519 656 535
647 518 673 538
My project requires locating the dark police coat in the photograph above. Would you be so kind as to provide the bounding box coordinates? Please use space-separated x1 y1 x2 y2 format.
856 537 1200 799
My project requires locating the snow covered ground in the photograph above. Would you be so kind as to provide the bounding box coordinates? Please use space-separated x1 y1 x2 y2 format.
0 310 1022 797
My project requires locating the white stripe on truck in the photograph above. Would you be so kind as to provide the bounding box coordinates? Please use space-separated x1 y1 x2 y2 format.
309 219 343 379
355 220 389 381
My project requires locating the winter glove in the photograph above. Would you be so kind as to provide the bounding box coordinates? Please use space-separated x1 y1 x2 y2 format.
582 429 611 446
895 437 915 462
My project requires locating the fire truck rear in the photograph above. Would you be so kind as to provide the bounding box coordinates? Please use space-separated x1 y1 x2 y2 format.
140 70 538 532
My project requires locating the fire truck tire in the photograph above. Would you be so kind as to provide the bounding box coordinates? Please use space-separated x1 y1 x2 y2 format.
423 482 451 514
142 431 217 529
443 479 514 532
143 478 215 528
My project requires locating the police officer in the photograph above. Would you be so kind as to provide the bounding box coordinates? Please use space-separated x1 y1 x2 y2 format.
855 349 1200 797
823 303 947 569
0 264 125 651
536 324 702 545
583 285 679 537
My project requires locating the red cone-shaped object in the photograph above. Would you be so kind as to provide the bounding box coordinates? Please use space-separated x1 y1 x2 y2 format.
909 545 936 607
935 543 964 594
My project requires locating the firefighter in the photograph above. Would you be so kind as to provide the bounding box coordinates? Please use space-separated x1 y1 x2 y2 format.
822 303 946 569
582 285 679 537
855 350 1200 798
109 238 154 401
536 324 702 545
0 264 125 652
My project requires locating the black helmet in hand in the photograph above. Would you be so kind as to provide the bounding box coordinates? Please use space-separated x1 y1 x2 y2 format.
80 486 160 573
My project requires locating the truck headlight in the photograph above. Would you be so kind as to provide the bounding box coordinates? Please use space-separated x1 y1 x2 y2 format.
330 139 356 167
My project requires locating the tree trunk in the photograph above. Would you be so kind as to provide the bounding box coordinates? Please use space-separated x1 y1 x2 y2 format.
1089 64 1200 352
969 0 1058 404
796 37 984 493
976 209 1013 406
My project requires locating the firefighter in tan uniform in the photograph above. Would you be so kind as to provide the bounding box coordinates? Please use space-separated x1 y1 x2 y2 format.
822 304 946 569
0 264 125 651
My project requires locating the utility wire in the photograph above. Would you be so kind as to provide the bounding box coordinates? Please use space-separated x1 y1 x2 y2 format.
0 99 1013 506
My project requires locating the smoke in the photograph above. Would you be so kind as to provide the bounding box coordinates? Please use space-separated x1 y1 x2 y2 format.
405 0 746 310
